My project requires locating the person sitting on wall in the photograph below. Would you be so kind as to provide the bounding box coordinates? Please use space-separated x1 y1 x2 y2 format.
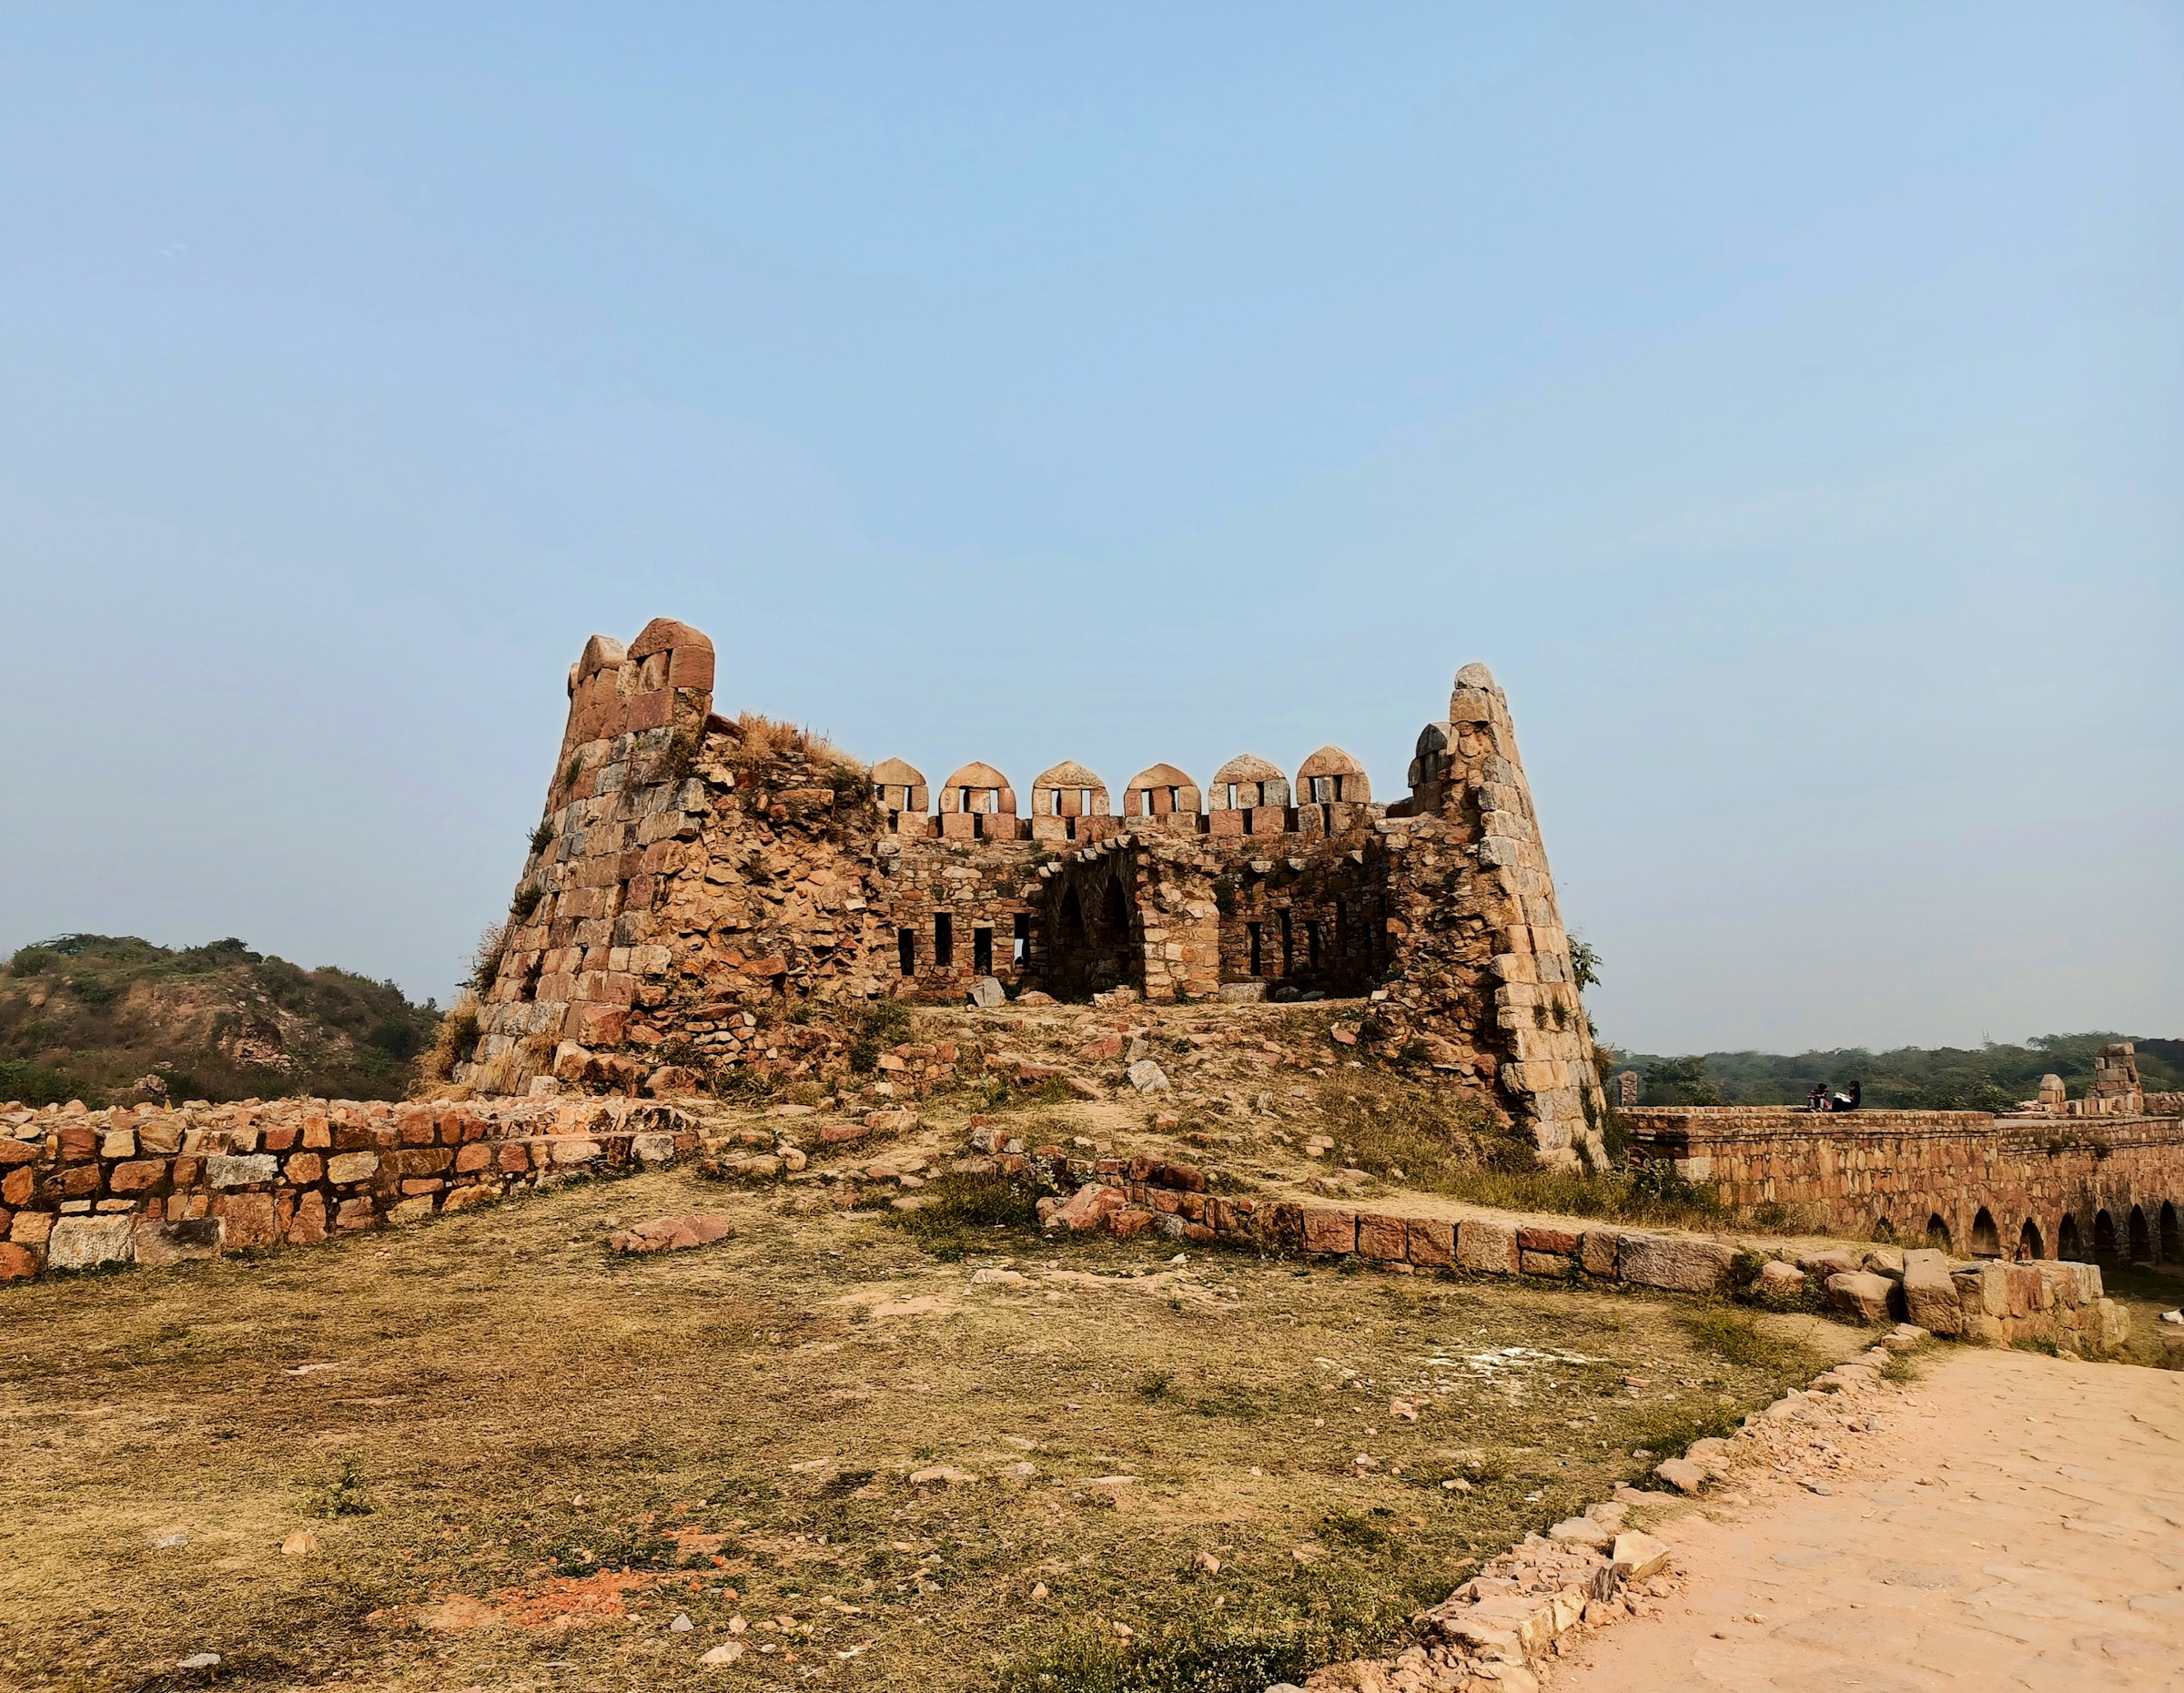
1808 1082 1828 1113
1828 1080 1862 1112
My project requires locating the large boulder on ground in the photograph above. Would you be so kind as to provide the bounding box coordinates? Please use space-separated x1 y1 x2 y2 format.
1900 1250 1961 1335
966 977 1006 1009
1825 1270 1896 1323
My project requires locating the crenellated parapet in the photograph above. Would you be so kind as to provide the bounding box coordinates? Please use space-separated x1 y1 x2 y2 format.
460 620 1602 1162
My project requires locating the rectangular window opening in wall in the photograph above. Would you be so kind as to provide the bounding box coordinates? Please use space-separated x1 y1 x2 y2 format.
935 912 954 968
1307 919 1322 971
1013 912 1029 966
897 929 915 977
1248 921 1262 976
1335 900 1348 959
1279 910 1294 974
973 927 993 974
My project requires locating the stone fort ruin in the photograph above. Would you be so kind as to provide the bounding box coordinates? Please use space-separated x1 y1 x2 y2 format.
457 618 1607 1165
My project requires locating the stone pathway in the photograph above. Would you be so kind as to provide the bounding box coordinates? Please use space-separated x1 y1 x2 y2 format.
1548 1348 2184 1692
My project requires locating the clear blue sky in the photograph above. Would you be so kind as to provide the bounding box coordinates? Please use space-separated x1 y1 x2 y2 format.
3 5 2177 1053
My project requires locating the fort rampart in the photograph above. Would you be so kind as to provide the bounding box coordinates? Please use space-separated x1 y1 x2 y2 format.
460 618 1606 1162
1624 1105 2184 1267
0 1095 695 1280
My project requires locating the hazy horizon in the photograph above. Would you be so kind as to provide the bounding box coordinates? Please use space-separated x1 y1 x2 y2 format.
4 5 2178 1052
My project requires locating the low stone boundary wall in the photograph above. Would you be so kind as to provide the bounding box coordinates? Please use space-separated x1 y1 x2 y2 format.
0 1095 696 1282
969 1130 2128 1356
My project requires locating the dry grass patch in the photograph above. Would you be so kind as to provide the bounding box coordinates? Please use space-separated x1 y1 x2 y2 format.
0 1170 1859 1693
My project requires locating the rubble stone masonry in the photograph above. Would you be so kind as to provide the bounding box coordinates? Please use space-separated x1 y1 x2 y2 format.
0 1095 695 1281
1623 1105 2184 1268
460 620 1606 1164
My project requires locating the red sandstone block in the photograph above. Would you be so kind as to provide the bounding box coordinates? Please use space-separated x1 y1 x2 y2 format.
285 1152 324 1183
1300 1206 1359 1255
217 1193 278 1250
497 1144 531 1174
1178 1192 1208 1223
398 1113 435 1146
455 1143 492 1173
0 1242 35 1280
442 1184 499 1212
302 1115 330 1149
399 1178 444 1196
1357 1213 1409 1262
335 1198 376 1232
60 1165 100 1198
0 1139 38 1167
1150 1189 1183 1215
1182 1222 1216 1243
262 1125 298 1152
2 1168 30 1207
1154 1161 1208 1193
1517 1225 1579 1255
108 1160 167 1194
1520 1250 1573 1276
288 1192 327 1244
1109 1209 1154 1239
57 1127 96 1162
1406 1217 1456 1268
1127 1155 1154 1181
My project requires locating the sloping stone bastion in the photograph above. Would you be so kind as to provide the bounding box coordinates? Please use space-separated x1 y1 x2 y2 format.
456 617 1607 1165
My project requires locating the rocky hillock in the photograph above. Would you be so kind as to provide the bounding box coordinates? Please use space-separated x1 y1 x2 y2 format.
0 935 440 1107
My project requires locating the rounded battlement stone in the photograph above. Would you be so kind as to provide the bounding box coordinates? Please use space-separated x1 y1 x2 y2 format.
572 634 629 692
871 757 929 815
1296 745 1370 806
938 761 1016 816
1209 754 1289 811
1123 763 1201 817
1032 761 1110 818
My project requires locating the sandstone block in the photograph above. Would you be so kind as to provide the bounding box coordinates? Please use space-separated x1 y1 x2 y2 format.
1518 1224 1579 1255
1458 1217 1520 1274
0 1242 36 1279
1356 1212 1408 1262
1825 1271 1896 1324
1611 1531 1671 1579
1405 1216 1455 1269
1901 1250 1960 1336
1547 1516 1613 1548
1756 1259 1807 1297
133 1217 222 1266
1046 1182 1127 1232
1617 1232 1735 1293
218 1193 277 1248
108 1160 167 1194
1579 1227 1619 1276
206 1153 277 1189
47 1214 136 1270
631 1131 676 1166
1301 1206 1359 1255
1653 1457 1708 1494
326 1152 379 1185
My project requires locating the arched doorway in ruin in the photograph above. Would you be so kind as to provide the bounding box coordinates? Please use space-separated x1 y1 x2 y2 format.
1970 1208 2001 1259
2058 1214 2085 1261
1871 1217 1896 1244
2093 1210 2119 1268
1924 1214 1952 1252
2017 1218 2044 1261
2128 1206 2152 1263
2162 1201 2181 1264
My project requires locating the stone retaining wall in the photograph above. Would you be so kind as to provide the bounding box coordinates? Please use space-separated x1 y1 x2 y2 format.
1623 1105 2184 1265
0 1095 695 1282
971 1131 2128 1355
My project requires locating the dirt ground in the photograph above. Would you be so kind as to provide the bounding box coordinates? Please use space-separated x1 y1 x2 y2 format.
1548 1345 2184 1691
0 1163 1858 1693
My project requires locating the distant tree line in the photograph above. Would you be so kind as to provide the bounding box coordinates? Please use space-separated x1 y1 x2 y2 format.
1618 1034 2182 1114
